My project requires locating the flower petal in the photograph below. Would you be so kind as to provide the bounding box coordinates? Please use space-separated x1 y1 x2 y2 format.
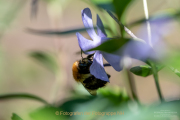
136 18 173 59
90 51 109 82
97 14 107 38
120 40 155 61
101 52 123 71
76 32 95 54
82 8 98 40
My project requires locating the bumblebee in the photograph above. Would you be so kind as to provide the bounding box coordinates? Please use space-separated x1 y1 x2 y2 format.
72 54 110 96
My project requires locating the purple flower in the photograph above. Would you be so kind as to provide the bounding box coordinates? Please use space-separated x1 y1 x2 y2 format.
76 8 122 82
105 9 174 63
120 15 174 62
136 16 174 59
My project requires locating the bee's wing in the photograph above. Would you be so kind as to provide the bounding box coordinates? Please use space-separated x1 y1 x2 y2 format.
85 88 97 96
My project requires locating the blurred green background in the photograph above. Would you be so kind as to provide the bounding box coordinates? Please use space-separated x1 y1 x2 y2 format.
0 0 180 120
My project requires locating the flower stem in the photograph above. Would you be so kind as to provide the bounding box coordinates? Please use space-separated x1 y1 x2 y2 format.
143 0 164 102
118 15 139 103
125 68 139 103
149 61 164 102
120 26 124 38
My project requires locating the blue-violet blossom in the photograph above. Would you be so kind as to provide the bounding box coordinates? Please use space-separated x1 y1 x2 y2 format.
76 8 122 82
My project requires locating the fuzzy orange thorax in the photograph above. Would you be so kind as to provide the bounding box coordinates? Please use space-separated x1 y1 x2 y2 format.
72 61 81 82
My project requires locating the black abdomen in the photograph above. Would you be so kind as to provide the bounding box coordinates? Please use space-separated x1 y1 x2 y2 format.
83 74 110 90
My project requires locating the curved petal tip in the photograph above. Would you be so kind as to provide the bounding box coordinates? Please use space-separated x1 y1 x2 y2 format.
90 51 109 82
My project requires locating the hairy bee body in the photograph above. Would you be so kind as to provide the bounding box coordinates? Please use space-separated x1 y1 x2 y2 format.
72 55 110 96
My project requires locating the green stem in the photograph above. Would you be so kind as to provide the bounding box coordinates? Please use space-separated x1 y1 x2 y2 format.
143 0 164 103
0 93 50 105
149 61 164 102
125 69 139 104
119 20 139 103
120 25 124 38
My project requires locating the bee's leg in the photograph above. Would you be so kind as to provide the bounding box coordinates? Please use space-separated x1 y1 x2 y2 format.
81 49 83 59
103 63 111 67
87 54 94 59
107 74 111 78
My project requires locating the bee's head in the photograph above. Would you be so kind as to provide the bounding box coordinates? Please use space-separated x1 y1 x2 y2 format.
78 58 92 70
77 54 94 73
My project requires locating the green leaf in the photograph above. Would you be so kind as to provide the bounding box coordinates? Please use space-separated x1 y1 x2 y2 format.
90 0 114 11
130 65 152 77
128 10 180 27
56 88 130 120
33 84 180 120
59 96 96 112
62 92 180 120
30 51 58 73
11 113 23 120
98 87 129 105
106 9 139 39
130 65 164 77
30 106 66 120
102 100 180 120
87 38 130 53
0 93 49 105
106 9 119 24
166 50 180 76
91 0 113 4
112 0 133 21
169 66 180 77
